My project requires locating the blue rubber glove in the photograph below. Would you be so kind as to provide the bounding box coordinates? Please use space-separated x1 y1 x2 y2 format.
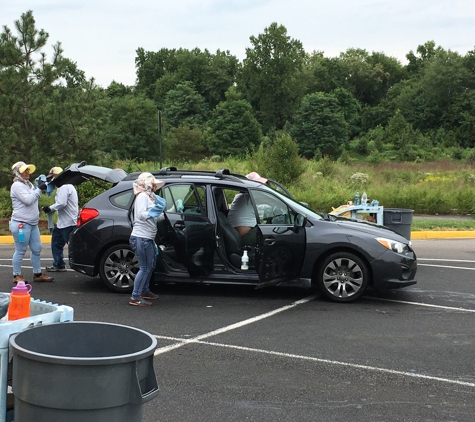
147 195 167 220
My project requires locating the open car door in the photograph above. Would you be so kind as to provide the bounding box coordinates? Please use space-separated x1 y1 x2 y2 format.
250 190 307 288
159 183 215 277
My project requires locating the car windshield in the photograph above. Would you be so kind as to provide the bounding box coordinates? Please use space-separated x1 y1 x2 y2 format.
259 186 323 220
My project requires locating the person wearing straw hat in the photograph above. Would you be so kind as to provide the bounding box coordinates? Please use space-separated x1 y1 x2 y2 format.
129 172 166 306
9 161 53 283
42 166 78 272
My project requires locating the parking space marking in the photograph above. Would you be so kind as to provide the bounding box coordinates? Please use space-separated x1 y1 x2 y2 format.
155 335 475 388
154 294 318 356
368 297 475 312
418 259 475 262
419 263 475 270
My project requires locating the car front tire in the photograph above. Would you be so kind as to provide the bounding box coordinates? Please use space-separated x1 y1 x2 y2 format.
99 244 138 293
316 252 369 303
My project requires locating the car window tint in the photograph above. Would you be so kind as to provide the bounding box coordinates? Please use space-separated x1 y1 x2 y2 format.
250 190 294 224
163 184 204 215
110 190 134 209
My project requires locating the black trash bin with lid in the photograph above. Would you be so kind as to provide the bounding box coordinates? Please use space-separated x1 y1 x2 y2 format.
383 208 414 240
10 321 159 422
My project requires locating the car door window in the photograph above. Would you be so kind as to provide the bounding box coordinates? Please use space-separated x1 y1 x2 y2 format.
162 184 205 215
250 190 294 224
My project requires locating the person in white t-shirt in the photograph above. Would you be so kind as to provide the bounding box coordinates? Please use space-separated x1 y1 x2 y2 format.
42 167 79 272
227 172 268 245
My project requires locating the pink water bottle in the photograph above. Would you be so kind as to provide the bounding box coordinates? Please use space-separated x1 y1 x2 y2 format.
8 281 32 320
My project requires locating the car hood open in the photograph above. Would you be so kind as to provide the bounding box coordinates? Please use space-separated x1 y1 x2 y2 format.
52 162 128 187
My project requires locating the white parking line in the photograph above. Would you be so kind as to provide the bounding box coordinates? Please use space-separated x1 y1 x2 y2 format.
418 263 475 270
418 259 475 262
154 294 318 355
155 335 475 388
367 297 475 312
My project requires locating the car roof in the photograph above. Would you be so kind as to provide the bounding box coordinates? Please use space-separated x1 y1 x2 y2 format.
123 167 247 183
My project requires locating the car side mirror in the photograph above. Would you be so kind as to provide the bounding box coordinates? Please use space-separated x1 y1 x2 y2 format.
293 213 307 231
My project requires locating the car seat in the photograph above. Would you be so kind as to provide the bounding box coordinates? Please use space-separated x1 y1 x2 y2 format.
217 212 255 269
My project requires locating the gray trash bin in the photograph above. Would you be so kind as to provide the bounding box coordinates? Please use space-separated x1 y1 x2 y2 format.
383 208 414 239
10 321 159 422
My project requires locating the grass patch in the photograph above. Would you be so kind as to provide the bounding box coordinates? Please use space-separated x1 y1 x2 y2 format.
411 219 475 231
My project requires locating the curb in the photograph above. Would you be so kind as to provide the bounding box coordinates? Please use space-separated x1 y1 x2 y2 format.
0 236 52 244
0 232 474 244
410 231 475 240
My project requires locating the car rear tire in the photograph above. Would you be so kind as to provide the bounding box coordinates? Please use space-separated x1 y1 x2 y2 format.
316 252 368 303
99 244 138 293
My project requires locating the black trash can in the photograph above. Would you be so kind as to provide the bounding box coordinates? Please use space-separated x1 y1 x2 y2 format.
383 208 414 240
10 321 159 422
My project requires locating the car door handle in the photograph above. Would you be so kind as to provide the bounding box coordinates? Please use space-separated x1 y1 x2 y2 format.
264 238 275 245
174 222 186 230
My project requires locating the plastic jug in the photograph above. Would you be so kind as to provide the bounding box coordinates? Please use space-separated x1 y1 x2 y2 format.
8 281 32 320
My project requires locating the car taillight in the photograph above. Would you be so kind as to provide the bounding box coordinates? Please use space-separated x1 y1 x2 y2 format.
77 208 99 227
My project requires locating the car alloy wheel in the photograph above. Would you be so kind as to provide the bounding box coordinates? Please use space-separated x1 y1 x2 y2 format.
317 252 368 303
99 244 139 293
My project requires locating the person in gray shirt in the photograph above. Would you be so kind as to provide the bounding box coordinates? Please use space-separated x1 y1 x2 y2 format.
10 161 53 283
42 167 79 272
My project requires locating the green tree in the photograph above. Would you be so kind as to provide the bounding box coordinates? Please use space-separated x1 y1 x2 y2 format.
164 123 207 163
99 93 160 160
137 47 238 111
0 10 102 185
207 88 262 156
162 81 208 128
238 23 306 134
252 132 304 186
290 92 348 158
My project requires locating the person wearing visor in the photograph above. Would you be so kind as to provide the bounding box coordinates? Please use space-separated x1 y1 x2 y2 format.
9 161 53 283
129 172 167 306
42 166 79 272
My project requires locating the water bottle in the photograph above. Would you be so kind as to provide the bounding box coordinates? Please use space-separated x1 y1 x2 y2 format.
18 223 25 243
354 192 360 206
241 250 249 270
8 281 32 320
361 191 367 205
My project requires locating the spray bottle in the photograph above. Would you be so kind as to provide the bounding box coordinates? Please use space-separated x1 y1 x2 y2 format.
8 281 32 320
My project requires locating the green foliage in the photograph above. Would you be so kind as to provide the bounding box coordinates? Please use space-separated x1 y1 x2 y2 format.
0 188 12 218
164 123 207 163
314 156 337 178
76 180 112 209
99 93 160 161
162 81 208 127
290 92 348 158
207 89 262 156
238 22 306 133
250 133 304 186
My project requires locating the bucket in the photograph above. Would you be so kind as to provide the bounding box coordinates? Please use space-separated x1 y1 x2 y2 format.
10 321 158 422
383 208 414 240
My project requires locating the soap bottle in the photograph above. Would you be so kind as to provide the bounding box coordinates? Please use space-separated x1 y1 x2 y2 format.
18 223 25 243
361 191 367 205
241 250 249 270
8 281 32 321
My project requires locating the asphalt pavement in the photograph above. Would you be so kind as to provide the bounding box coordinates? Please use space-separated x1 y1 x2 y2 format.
1 239 475 421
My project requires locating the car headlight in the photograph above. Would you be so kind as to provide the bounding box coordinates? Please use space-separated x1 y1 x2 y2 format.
376 237 409 254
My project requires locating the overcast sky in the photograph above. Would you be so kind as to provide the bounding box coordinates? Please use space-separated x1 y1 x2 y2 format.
3 0 475 87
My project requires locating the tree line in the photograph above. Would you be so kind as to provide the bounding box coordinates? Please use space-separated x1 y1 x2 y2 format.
1 10 475 187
